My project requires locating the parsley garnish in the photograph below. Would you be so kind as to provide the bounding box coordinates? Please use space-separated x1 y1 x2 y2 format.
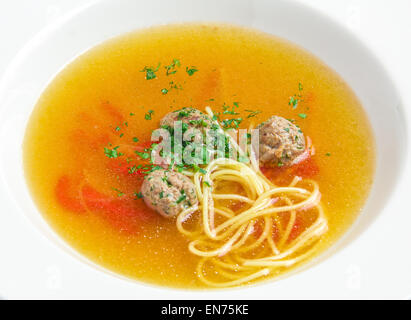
223 102 239 115
135 151 150 159
165 59 181 76
186 66 198 76
134 192 143 199
176 194 187 204
145 109 154 120
141 63 161 80
221 118 243 129
245 109 262 118
104 146 122 158
112 188 125 197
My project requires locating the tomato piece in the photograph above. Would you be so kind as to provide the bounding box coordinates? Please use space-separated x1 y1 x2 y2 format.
252 219 280 242
195 69 222 106
82 185 155 234
292 156 319 178
100 101 124 124
55 175 85 213
288 215 304 242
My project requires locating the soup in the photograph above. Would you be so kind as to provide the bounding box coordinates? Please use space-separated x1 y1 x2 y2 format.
23 24 375 288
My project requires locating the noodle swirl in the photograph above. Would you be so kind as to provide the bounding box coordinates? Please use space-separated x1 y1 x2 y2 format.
176 107 328 287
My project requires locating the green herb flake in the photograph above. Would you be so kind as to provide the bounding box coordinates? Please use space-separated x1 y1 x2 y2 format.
186 66 198 76
145 109 154 120
104 146 122 158
176 194 187 204
112 188 125 197
140 63 161 80
165 59 181 76
221 118 243 129
245 109 262 118
289 96 299 109
135 151 150 159
128 166 137 174
134 192 143 199
298 113 307 119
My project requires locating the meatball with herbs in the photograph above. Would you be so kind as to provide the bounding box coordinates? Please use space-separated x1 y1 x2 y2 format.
160 107 211 131
257 116 305 167
141 169 198 218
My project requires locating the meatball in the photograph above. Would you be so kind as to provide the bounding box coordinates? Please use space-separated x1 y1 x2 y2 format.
160 107 211 131
257 116 305 167
141 169 198 218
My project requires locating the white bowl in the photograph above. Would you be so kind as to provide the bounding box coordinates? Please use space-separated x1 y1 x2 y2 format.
0 0 410 299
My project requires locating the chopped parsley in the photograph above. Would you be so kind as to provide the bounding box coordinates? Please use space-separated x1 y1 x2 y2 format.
221 118 243 129
298 113 307 119
145 109 154 120
141 63 161 80
135 151 150 159
112 188 125 197
161 88 169 95
176 194 187 204
186 66 198 76
165 58 181 76
104 146 122 158
134 192 143 199
128 165 138 174
245 109 262 118
289 96 299 109
223 102 239 115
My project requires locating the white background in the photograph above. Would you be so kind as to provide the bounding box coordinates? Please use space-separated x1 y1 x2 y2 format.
0 0 410 299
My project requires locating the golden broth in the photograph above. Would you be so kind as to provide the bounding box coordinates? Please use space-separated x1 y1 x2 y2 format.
23 24 375 288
